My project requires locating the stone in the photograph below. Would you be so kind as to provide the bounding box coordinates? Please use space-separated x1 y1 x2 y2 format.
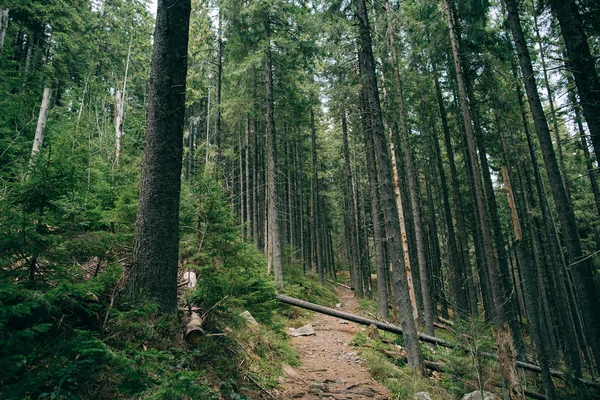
290 324 316 337
461 390 501 400
414 391 433 400
239 310 258 327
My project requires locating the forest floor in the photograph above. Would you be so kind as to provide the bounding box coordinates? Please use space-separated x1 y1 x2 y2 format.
277 286 392 399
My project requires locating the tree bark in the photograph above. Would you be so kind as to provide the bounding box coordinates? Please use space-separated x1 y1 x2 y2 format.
504 0 600 371
215 9 222 163
31 88 51 159
435 77 476 317
115 90 123 162
386 4 433 334
548 0 600 164
129 0 191 312
362 99 387 312
310 109 323 284
264 13 283 288
444 0 503 322
355 0 425 375
0 9 8 53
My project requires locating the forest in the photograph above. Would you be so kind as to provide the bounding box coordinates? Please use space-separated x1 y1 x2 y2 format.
1 0 600 399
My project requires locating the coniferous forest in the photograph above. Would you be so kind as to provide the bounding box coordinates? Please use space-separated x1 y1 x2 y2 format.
1 0 600 399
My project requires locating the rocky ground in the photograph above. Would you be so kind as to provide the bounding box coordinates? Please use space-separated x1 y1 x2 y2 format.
277 287 391 399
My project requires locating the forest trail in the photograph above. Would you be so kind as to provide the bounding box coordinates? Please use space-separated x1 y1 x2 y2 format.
278 287 391 399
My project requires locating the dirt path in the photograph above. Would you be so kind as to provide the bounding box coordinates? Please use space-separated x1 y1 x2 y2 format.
277 287 391 399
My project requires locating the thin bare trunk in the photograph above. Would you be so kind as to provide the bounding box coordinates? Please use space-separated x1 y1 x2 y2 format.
0 9 8 52
31 88 52 158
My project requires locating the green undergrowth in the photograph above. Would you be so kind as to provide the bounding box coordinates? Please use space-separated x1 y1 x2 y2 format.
0 257 300 399
276 256 339 325
349 311 591 399
0 171 300 399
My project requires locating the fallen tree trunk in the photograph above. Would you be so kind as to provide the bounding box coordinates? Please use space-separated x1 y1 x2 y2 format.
276 294 600 390
185 312 205 345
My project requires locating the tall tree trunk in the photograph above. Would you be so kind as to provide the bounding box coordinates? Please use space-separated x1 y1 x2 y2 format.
355 0 425 374
215 9 222 162
548 0 600 164
296 127 307 272
444 0 503 322
386 5 433 333
435 77 477 317
513 66 584 376
513 167 557 400
129 0 191 312
470 88 524 354
264 13 283 289
342 111 358 287
115 90 123 162
504 0 600 371
0 9 8 53
246 115 252 239
531 7 571 202
31 88 51 159
310 109 323 284
362 99 387 311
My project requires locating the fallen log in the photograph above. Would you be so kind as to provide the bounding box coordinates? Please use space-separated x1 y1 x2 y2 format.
185 312 205 345
325 278 352 290
276 294 600 390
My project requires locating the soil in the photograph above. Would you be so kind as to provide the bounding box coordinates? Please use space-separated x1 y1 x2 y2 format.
277 287 392 399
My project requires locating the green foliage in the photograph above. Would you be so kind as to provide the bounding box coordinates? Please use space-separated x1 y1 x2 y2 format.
437 317 497 397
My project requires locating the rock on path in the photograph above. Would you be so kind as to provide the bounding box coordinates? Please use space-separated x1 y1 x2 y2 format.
278 287 391 399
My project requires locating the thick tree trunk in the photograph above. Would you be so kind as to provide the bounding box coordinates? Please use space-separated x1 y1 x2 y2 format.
362 101 387 311
129 0 191 312
388 128 419 322
505 0 600 372
31 88 51 158
355 0 425 375
264 13 283 289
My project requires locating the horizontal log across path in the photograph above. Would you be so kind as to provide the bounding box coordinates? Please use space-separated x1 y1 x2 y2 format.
277 294 600 390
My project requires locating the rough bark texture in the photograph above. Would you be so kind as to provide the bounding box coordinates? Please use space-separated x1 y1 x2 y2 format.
264 13 283 289
505 0 600 371
387 19 433 334
31 88 51 158
355 0 425 375
362 102 387 315
129 0 191 312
